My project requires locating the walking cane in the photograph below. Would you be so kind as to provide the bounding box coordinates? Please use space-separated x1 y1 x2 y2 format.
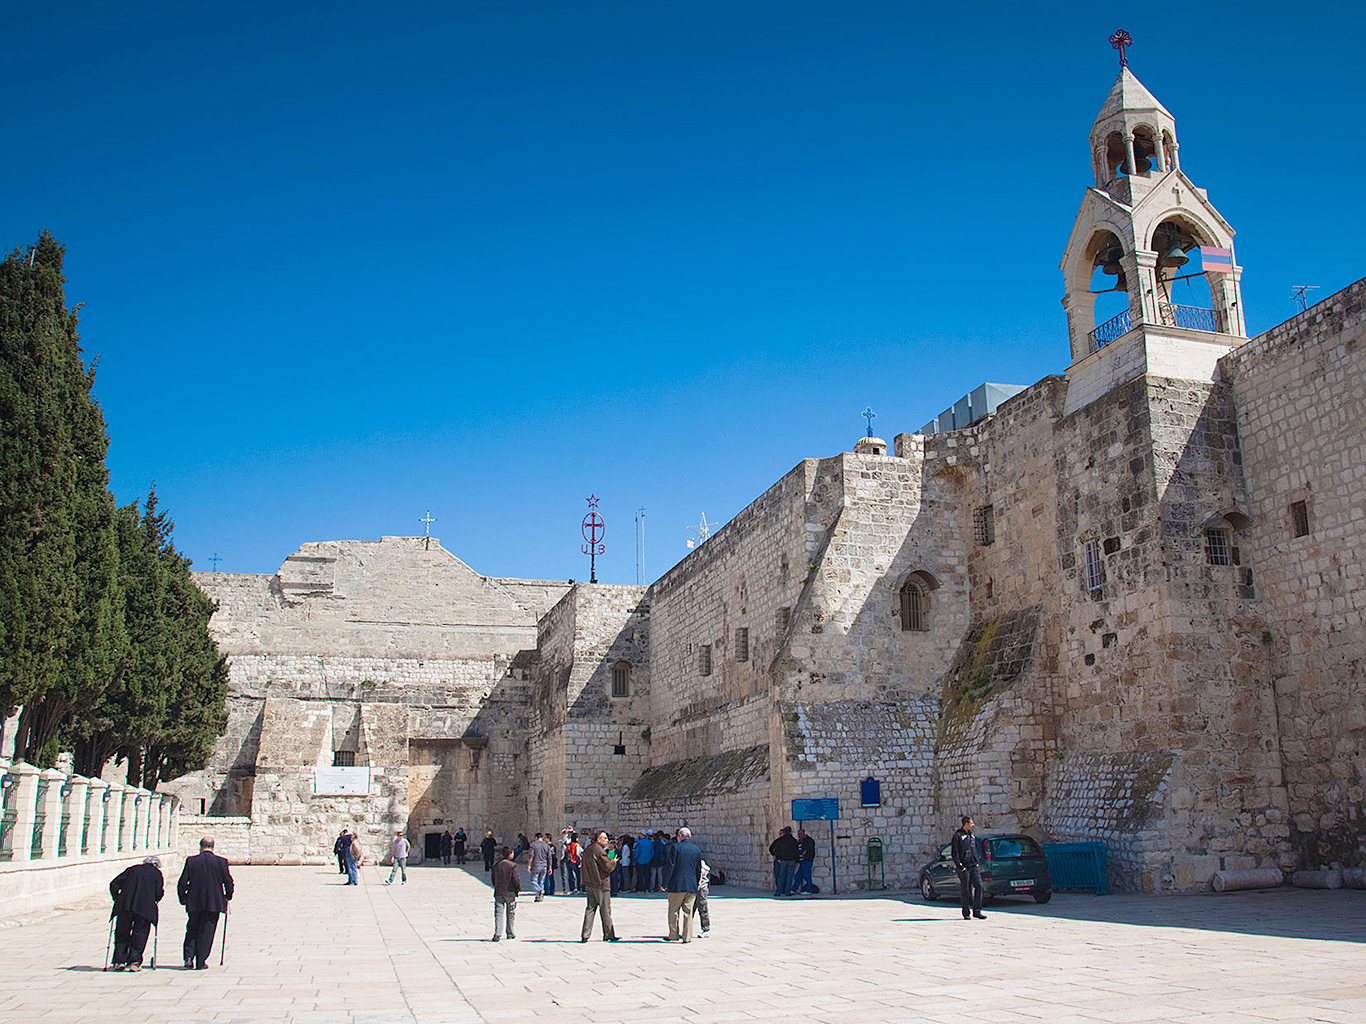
219 906 227 966
150 921 157 969
104 917 114 971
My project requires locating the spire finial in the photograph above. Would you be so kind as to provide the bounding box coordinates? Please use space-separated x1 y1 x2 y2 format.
1109 29 1132 68
862 407 876 438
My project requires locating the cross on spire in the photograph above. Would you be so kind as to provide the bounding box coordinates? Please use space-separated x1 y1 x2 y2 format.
420 510 436 550
862 407 877 438
208 552 222 571
1109 29 1132 68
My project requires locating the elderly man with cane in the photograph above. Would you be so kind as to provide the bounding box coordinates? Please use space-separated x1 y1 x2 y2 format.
178 836 235 969
108 856 164 971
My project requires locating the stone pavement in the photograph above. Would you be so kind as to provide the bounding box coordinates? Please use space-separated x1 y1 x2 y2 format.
1 862 1363 1024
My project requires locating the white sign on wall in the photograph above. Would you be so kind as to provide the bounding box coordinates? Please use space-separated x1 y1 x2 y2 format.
314 767 371 795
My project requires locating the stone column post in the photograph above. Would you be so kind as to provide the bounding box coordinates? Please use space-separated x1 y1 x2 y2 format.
1132 249 1161 326
6 762 41 863
141 791 155 849
38 767 66 859
169 796 180 852
1170 141 1180 171
64 776 90 857
87 778 109 854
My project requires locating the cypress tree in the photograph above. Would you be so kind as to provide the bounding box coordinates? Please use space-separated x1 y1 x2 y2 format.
0 233 121 764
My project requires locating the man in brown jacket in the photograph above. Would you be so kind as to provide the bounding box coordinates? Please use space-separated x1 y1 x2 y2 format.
580 831 619 942
490 846 520 941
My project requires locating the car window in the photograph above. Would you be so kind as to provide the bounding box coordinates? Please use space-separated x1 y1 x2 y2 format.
986 837 1043 859
939 844 952 860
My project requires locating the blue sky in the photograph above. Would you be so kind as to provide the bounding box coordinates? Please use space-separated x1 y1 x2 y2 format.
4 2 1362 583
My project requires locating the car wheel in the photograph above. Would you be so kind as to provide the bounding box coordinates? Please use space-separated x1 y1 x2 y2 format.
920 874 937 901
1033 890 1052 903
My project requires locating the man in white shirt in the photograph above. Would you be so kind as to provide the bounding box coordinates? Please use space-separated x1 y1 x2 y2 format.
386 831 411 885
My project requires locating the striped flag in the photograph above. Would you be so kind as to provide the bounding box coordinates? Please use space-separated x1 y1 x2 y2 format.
1199 246 1234 274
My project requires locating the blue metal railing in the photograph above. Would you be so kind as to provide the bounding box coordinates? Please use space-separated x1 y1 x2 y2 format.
1090 309 1132 349
1043 841 1109 894
1158 302 1225 333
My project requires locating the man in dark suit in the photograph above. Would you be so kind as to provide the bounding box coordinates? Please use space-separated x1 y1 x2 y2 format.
952 815 985 920
664 827 704 942
178 836 235 969
109 856 165 970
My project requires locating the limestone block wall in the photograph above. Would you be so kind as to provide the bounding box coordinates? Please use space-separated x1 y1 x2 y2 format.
1221 277 1366 870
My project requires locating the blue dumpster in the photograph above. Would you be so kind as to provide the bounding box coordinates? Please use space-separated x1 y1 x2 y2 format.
1042 842 1108 895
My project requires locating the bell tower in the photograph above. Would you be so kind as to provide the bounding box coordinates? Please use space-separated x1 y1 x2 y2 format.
1059 35 1246 412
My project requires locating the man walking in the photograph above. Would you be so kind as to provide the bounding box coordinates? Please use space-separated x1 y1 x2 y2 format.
795 828 816 894
952 815 986 920
385 830 410 885
333 829 351 875
440 829 453 866
529 832 553 901
633 830 653 892
108 856 164 971
768 826 799 897
580 830 619 942
481 831 497 872
664 827 703 942
177 837 234 969
491 845 519 941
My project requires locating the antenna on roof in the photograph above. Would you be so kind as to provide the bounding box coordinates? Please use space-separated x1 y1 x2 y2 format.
686 513 714 550
1291 285 1319 313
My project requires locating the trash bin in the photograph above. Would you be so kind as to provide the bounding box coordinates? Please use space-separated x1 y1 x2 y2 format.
866 837 885 891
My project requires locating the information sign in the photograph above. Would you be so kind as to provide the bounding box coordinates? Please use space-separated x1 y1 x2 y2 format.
314 767 371 795
791 797 839 821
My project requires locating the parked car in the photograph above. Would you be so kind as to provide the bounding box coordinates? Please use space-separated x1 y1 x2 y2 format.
919 833 1053 903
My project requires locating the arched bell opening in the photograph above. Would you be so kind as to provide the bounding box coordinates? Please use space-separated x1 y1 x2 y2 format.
1131 127 1159 175
1152 216 1225 332
1103 132 1128 180
1083 229 1131 347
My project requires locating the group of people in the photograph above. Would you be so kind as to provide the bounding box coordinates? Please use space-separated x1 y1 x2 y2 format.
106 837 234 971
767 826 818 896
489 826 711 943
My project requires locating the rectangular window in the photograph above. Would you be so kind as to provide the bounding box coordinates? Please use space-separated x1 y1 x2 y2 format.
1083 539 1104 592
735 627 749 663
332 750 356 767
775 606 791 635
973 505 995 545
1205 527 1231 566
1290 500 1310 538
698 644 712 676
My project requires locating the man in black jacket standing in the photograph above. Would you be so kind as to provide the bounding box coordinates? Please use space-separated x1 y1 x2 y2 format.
768 826 800 897
951 815 985 920
109 856 165 970
178 837 235 969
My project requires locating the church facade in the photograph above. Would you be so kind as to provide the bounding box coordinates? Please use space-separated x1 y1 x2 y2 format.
170 67 1366 893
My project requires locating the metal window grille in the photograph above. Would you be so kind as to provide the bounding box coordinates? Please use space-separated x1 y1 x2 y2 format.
775 606 791 635
0 782 16 862
58 794 71 857
973 505 995 545
900 582 926 631
1205 528 1231 566
333 749 356 767
735 627 750 663
1290 500 1310 538
611 661 631 697
1083 540 1104 592
698 645 713 676
32 779 49 857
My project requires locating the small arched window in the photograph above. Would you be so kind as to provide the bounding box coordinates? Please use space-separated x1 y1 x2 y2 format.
611 661 631 697
898 571 939 632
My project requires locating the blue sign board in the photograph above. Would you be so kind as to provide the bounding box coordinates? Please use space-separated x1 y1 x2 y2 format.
860 776 882 807
792 797 840 821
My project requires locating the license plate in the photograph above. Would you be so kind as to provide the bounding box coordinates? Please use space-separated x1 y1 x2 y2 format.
1010 878 1034 888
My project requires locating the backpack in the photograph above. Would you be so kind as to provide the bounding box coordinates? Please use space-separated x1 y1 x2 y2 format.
568 841 581 864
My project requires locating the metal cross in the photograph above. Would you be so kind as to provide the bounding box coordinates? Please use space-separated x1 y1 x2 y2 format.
208 552 222 571
862 407 877 438
420 510 436 550
1109 29 1132 68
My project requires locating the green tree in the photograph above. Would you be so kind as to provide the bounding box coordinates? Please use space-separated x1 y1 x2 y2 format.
0 233 122 764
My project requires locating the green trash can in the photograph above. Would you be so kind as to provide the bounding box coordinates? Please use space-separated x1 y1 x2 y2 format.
866 837 885 891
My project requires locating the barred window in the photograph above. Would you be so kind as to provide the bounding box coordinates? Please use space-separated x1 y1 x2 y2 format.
1083 539 1104 592
775 606 791 635
699 644 712 676
332 750 356 767
611 661 631 697
1290 500 1310 538
1205 527 1231 566
973 505 995 545
900 580 927 631
735 627 749 663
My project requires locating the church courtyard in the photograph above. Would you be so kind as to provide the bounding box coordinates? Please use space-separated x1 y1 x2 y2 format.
1 864 1362 1024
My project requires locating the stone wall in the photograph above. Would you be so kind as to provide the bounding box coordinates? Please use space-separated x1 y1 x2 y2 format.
1220 278 1366 871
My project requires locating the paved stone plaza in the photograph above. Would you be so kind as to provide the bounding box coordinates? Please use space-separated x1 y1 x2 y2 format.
1 864 1363 1024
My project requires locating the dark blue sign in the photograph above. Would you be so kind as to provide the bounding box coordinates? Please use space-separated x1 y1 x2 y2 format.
792 798 840 821
861 776 882 807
